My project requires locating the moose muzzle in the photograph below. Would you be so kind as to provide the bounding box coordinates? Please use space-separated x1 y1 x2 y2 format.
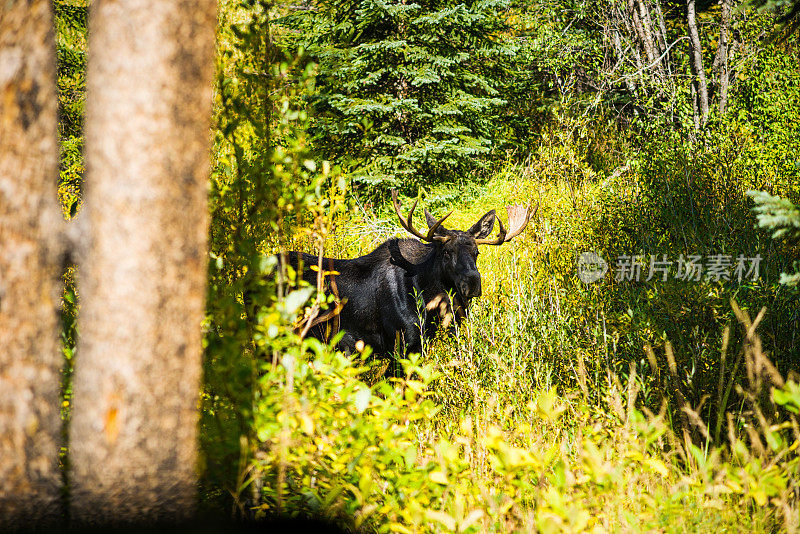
460 273 482 299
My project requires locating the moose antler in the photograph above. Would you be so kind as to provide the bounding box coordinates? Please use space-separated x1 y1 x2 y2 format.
391 189 452 243
475 202 537 245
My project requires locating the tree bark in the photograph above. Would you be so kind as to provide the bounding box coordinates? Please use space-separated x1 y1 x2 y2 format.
713 0 734 115
690 78 701 133
628 0 655 66
635 0 663 74
69 0 216 525
686 0 709 127
653 0 672 77
0 1 66 528
628 0 658 75
613 5 646 91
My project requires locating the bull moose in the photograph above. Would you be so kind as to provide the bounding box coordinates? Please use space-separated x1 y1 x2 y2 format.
281 190 534 364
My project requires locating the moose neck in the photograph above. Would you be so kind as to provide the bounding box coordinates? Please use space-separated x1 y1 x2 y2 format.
416 242 446 290
385 237 464 304
394 239 455 294
410 240 470 320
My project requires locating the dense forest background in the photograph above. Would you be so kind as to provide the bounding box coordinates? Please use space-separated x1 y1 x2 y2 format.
48 0 800 530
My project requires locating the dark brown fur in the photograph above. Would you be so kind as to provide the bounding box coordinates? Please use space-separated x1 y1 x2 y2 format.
284 211 497 363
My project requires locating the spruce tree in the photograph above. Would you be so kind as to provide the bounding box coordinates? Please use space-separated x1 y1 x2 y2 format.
749 190 800 287
297 0 511 191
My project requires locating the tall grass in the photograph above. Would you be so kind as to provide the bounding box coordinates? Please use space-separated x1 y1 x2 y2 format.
220 80 800 527
242 136 800 530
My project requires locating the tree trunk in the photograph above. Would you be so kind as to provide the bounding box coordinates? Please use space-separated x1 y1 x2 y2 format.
713 0 733 115
635 0 663 74
613 5 645 91
686 0 709 127
690 78 701 133
69 0 216 525
653 0 672 78
0 1 66 528
628 0 656 66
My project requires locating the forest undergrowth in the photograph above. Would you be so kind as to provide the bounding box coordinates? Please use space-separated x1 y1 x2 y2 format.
239 155 800 532
51 0 800 530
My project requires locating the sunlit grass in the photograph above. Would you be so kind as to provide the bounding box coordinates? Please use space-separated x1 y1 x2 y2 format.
255 160 799 531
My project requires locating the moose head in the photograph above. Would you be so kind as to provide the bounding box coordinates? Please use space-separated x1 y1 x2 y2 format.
391 189 536 310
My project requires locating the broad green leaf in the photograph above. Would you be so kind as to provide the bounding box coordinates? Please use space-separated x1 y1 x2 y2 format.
284 287 314 315
354 387 371 413
425 510 456 530
428 471 448 485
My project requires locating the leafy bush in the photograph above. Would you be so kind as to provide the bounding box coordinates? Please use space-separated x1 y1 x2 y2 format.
245 301 800 531
54 0 87 219
201 0 347 501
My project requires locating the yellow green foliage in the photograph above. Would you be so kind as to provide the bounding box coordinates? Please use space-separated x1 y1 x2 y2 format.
247 330 798 532
243 100 800 531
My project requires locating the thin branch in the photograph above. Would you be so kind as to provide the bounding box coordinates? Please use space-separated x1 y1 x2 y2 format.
608 36 688 86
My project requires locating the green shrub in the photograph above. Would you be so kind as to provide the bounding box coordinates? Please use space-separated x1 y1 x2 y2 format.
246 307 798 531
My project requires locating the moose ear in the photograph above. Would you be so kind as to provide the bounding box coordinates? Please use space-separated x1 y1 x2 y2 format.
468 210 496 239
424 209 449 235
